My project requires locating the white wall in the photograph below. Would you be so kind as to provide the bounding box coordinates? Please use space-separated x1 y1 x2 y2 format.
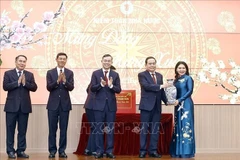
0 104 240 153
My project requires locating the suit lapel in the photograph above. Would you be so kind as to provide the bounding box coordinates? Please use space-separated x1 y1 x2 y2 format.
22 70 27 79
99 69 104 79
155 73 162 85
109 70 113 79
64 68 68 78
145 71 154 84
53 67 58 79
156 73 160 84
11 69 19 81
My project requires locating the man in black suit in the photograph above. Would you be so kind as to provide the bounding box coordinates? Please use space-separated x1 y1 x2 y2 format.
84 66 116 156
46 52 74 158
83 84 96 156
138 56 168 158
90 54 121 159
3 55 38 159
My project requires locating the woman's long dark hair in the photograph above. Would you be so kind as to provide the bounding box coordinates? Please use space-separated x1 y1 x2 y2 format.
174 61 190 82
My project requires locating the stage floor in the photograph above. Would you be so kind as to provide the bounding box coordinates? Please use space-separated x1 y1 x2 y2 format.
0 153 239 160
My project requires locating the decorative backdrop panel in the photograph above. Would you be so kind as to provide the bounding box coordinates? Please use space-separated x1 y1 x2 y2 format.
1 1 240 104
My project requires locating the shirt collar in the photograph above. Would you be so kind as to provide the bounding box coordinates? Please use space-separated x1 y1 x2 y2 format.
57 67 64 72
148 71 155 75
16 68 23 73
102 68 110 73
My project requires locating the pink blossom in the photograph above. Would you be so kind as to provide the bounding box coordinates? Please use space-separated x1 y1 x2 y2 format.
1 43 11 51
43 11 54 21
11 21 23 30
1 40 6 45
24 27 33 38
15 28 25 37
37 41 44 45
26 35 33 41
25 27 32 33
0 2 63 53
5 43 11 49
43 35 48 40
16 46 23 50
60 6 65 13
33 22 47 32
10 34 21 43
20 35 27 43
0 15 11 25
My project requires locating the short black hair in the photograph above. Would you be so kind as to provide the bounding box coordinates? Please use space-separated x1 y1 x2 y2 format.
56 52 68 59
102 54 113 60
145 56 156 65
15 55 27 61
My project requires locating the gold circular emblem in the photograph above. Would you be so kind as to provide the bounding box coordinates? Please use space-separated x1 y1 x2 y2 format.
42 1 207 103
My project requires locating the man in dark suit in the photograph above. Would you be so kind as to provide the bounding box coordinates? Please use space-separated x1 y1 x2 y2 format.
83 84 96 156
84 66 116 156
3 55 38 159
138 56 168 158
46 52 74 158
90 54 121 159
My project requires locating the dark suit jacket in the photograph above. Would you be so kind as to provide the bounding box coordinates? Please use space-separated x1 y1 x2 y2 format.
138 70 167 111
90 69 121 112
46 67 74 111
3 69 37 113
84 84 95 110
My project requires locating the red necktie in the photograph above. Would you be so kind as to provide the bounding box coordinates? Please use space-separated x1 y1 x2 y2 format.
104 71 108 86
152 74 156 84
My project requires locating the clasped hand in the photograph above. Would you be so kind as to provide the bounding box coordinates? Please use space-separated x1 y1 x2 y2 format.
18 74 26 85
101 77 113 87
57 73 66 83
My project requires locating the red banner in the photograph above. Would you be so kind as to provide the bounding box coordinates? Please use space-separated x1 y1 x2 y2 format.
116 90 136 113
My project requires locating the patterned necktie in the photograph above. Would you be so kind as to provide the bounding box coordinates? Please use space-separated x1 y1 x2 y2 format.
18 71 22 77
152 74 156 84
59 69 63 83
104 71 108 86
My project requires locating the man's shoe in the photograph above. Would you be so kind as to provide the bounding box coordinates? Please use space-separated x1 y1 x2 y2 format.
139 153 146 158
94 153 103 159
8 152 16 159
17 151 29 158
106 153 116 158
59 152 68 158
84 150 92 156
149 152 162 158
48 152 55 158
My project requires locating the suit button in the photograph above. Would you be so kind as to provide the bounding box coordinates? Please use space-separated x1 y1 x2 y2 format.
59 95 61 98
